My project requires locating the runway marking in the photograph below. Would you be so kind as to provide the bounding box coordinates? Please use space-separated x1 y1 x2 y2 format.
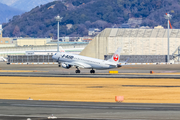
0 70 48 73
12 104 110 109
11 104 154 110
94 72 180 75
117 73 180 75
0 114 44 118
0 114 27 117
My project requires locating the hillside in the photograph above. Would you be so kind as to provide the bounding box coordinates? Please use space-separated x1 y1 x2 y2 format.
3 0 180 38
0 3 23 23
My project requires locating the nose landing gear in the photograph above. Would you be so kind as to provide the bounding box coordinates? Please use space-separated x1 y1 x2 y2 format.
75 70 81 73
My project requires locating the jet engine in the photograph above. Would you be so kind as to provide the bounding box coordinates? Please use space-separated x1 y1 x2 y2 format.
61 63 72 69
117 64 122 68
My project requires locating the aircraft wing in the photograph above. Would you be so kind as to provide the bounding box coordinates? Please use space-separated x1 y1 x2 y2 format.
118 62 128 66
64 62 92 69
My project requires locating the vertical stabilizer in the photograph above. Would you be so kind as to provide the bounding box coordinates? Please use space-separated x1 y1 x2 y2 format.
107 47 121 63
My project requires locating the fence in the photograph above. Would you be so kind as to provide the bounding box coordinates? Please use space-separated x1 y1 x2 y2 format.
104 55 173 63
0 43 88 57
7 55 57 64
8 55 174 65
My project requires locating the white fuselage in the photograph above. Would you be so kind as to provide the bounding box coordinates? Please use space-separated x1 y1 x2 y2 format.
52 52 118 70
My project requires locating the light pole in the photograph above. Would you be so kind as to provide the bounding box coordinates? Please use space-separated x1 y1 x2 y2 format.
55 15 63 52
165 13 172 63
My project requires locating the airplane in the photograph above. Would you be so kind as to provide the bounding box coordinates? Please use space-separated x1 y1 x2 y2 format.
52 47 122 73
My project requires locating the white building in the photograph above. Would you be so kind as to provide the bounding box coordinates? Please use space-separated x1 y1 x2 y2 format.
81 28 180 62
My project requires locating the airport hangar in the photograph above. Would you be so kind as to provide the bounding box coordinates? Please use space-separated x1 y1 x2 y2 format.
6 28 180 64
80 28 180 63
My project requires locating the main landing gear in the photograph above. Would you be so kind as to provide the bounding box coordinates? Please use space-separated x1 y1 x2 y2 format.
75 67 80 73
90 69 95 74
58 62 61 67
75 68 95 74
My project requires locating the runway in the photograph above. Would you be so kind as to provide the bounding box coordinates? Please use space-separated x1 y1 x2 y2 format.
1 62 180 119
2 72 180 78
1 62 180 78
0 99 180 120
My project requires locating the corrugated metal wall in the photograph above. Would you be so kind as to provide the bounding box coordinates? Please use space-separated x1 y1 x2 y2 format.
80 28 180 61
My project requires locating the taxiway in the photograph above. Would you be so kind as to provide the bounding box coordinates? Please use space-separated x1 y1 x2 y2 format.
0 99 180 120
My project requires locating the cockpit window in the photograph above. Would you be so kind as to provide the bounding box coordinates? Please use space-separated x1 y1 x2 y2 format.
55 53 57 55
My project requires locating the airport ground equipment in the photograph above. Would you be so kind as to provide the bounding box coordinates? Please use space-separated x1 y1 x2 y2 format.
0 56 7 62
172 46 180 62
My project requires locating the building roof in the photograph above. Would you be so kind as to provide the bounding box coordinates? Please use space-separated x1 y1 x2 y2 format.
121 23 130 28
47 42 88 45
154 25 164 29
89 28 100 31
97 28 180 38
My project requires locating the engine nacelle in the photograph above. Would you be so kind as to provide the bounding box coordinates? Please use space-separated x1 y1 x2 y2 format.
61 63 72 69
117 64 122 68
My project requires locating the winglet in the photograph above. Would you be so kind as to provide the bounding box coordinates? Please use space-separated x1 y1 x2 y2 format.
125 58 129 63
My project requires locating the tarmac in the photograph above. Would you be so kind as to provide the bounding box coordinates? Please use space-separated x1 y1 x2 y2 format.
0 99 180 120
1 62 180 119
1 62 180 78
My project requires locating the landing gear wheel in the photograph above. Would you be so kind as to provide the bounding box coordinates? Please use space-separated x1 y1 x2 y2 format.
59 64 61 67
75 70 80 73
90 70 95 74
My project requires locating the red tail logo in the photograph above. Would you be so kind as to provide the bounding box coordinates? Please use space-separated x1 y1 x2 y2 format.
113 54 119 61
